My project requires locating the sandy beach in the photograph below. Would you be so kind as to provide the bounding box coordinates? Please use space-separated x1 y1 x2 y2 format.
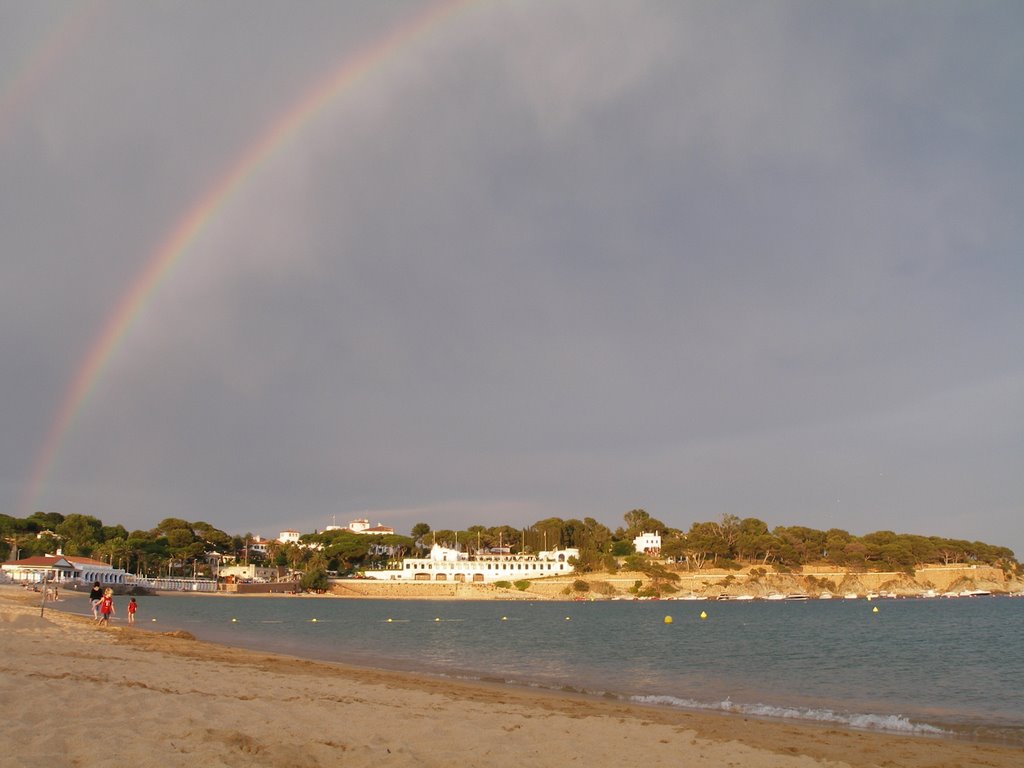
1 587 1019 768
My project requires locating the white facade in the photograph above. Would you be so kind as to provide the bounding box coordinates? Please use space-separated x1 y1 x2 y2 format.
331 518 395 535
218 564 281 583
1 554 127 585
364 543 580 583
278 530 301 544
74 556 129 585
633 531 662 555
248 537 271 555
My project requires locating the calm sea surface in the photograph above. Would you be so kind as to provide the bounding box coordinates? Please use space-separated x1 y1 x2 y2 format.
60 594 1023 745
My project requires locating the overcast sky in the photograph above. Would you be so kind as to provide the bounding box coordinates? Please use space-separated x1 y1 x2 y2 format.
2 1 1021 552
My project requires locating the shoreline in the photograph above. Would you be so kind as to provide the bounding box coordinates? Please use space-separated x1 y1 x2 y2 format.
3 586 1022 767
14 561 1017 603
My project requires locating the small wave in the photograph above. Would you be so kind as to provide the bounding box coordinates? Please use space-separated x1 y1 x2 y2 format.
376 665 949 739
631 695 947 736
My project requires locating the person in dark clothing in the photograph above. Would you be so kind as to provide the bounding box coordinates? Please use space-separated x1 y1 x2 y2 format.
89 581 103 621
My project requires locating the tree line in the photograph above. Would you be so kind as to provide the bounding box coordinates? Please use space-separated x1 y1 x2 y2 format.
658 514 1018 575
2 509 1017 579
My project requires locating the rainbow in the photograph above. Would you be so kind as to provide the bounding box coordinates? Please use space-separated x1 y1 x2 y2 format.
19 0 475 518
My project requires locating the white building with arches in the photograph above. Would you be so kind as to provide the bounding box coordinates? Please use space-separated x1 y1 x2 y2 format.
1 553 127 585
363 543 579 583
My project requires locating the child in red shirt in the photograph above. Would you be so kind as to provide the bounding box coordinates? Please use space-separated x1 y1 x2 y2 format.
127 597 137 625
98 589 115 626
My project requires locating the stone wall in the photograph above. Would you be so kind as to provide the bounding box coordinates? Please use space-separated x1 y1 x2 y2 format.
224 582 300 594
322 564 1020 600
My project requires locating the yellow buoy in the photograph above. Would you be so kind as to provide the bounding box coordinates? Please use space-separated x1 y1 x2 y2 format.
872 606 879 613
664 615 673 624
699 611 708 620
386 618 393 623
501 616 508 621
151 618 156 622
565 616 571 621
231 618 237 623
311 618 318 623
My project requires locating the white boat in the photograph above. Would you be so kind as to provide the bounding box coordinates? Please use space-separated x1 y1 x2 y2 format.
843 593 859 600
766 593 786 600
785 593 810 601
818 592 834 600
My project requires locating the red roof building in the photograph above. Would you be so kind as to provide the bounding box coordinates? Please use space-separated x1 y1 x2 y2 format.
1 553 127 585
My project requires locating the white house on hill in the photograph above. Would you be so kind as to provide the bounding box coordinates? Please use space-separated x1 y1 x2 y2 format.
633 531 662 556
325 518 395 536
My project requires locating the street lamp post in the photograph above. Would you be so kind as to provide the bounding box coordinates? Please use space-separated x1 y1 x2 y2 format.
39 570 52 617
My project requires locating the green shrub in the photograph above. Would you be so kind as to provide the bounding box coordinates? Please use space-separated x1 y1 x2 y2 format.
611 540 634 557
494 580 512 589
299 567 328 592
572 579 590 592
514 580 530 591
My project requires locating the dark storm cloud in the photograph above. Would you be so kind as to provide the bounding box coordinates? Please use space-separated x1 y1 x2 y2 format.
1 1 1021 552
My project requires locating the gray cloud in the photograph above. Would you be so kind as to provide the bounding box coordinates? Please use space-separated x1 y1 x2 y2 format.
2 1 1021 553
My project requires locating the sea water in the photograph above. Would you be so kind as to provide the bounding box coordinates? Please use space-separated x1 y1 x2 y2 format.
62 594 1024 745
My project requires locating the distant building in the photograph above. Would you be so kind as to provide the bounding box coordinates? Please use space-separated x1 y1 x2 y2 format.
325 518 395 536
364 544 579 583
1 553 127 585
278 530 301 544
218 564 284 583
633 531 662 556
247 536 271 556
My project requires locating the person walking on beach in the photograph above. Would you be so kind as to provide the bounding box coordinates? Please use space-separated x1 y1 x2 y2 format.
89 580 103 621
98 588 115 626
127 597 137 625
